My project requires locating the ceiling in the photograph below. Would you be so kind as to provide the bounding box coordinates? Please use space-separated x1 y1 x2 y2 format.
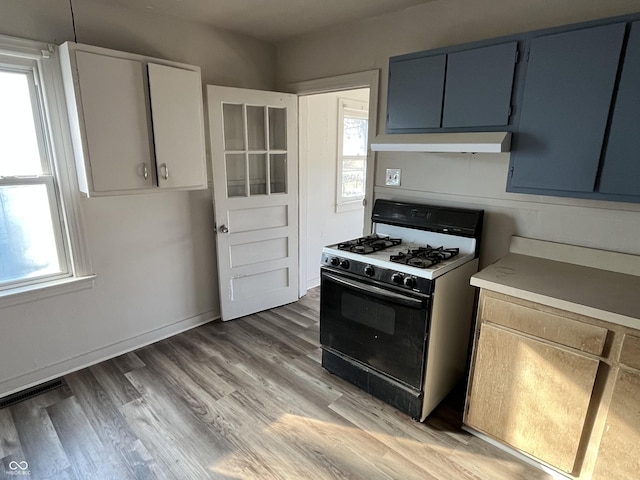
96 0 438 43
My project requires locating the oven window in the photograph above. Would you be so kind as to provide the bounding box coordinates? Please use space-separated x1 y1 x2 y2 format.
342 291 395 335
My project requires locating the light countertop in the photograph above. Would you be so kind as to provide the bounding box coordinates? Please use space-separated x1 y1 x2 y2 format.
471 239 640 330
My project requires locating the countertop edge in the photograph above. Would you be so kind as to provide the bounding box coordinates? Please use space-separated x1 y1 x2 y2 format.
470 276 640 331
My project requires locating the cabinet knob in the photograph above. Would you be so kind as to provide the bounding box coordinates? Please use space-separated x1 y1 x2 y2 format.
161 163 169 180
219 224 229 234
142 163 148 180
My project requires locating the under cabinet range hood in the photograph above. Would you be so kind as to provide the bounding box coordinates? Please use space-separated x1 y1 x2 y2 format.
371 132 511 153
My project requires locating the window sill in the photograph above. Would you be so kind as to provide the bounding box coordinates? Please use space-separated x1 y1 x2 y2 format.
336 200 365 213
0 274 96 309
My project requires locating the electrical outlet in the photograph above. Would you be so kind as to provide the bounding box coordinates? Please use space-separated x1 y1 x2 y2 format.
385 168 401 186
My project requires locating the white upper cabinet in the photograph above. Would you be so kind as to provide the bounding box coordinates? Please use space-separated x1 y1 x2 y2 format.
72 51 154 192
147 63 207 190
59 42 207 196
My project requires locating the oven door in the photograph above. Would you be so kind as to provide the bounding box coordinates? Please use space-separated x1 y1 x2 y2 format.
320 268 430 389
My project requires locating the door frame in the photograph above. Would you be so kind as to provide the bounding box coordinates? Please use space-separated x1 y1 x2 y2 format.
288 70 380 297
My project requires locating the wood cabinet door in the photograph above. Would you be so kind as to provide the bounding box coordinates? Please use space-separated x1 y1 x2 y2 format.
592 370 640 479
510 23 625 193
147 63 207 190
75 51 154 192
386 54 445 131
598 21 640 196
442 42 518 128
466 323 600 474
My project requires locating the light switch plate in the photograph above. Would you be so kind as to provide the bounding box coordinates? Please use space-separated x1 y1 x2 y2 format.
385 168 401 186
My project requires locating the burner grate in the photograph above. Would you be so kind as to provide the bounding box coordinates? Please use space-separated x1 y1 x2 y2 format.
337 235 402 254
390 245 460 269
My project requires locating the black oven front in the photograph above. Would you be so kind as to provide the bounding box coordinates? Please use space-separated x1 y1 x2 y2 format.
320 267 431 392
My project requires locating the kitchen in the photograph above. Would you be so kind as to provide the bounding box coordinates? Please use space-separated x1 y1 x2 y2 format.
1 0 640 478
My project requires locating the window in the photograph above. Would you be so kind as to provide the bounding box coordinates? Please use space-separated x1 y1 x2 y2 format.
336 98 368 211
0 35 92 304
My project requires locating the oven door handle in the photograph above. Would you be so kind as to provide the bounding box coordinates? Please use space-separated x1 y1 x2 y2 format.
323 272 426 309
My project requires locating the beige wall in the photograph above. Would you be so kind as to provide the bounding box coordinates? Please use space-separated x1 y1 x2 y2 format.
301 89 369 288
277 0 640 266
0 1 275 396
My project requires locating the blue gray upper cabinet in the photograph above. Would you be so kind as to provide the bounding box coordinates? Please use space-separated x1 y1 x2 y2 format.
510 23 626 192
442 42 518 128
387 42 518 132
387 54 446 130
598 21 640 196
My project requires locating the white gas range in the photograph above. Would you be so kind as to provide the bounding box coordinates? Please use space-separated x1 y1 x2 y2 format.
319 199 484 421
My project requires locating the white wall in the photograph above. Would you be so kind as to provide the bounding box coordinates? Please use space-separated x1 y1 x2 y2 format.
301 89 368 289
277 0 640 267
0 0 275 396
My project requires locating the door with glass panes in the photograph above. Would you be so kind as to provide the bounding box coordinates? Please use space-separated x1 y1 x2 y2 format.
207 86 298 320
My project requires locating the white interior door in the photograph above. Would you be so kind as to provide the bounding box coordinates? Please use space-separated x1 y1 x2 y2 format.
208 86 299 321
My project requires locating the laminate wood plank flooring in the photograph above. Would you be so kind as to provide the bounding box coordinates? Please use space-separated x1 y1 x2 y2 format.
0 287 552 479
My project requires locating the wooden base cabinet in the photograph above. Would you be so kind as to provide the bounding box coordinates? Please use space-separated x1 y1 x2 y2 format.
592 335 640 480
466 322 600 474
463 290 640 479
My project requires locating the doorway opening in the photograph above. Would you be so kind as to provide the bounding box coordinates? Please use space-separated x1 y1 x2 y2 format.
289 70 379 295
299 88 369 289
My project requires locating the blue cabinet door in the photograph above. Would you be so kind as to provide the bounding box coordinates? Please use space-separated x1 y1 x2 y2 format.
510 23 626 192
442 42 518 128
599 22 640 196
387 54 446 130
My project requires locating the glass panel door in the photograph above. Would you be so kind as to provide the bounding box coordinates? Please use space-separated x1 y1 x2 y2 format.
270 154 287 194
268 107 287 150
249 154 267 195
222 103 244 150
225 153 246 197
220 102 289 198
246 106 266 150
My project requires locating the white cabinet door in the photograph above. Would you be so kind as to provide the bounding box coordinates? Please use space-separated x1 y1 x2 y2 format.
148 63 207 190
75 51 154 192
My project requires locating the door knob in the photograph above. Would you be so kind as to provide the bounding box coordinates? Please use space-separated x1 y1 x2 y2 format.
219 224 229 234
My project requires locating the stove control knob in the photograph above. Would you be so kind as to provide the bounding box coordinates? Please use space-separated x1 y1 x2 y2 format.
391 273 404 285
364 265 375 276
339 259 350 269
330 257 340 267
404 276 417 289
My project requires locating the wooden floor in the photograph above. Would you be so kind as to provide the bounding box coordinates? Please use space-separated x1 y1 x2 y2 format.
0 288 552 479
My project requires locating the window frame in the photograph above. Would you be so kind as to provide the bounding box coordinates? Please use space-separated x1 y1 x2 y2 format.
0 34 94 307
336 97 368 213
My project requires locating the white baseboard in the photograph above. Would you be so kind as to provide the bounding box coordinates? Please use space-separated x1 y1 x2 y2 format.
0 310 218 399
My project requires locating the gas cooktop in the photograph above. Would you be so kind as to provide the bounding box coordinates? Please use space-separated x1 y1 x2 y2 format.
336 234 402 254
390 246 460 268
